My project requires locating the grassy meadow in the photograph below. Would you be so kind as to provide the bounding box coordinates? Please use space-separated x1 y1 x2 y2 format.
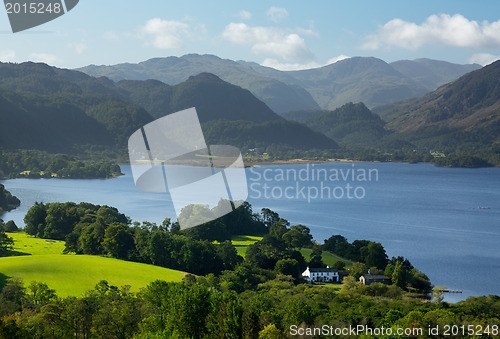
230 235 351 268
0 233 185 297
231 235 263 256
299 248 353 268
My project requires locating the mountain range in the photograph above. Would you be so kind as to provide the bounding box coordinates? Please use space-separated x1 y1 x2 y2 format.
1 54 497 159
78 54 320 114
77 54 481 113
0 62 336 153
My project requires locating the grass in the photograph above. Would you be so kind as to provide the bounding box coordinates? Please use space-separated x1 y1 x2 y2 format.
312 282 342 291
0 233 186 297
7 232 65 255
231 235 263 257
299 248 353 268
0 255 185 297
230 235 352 270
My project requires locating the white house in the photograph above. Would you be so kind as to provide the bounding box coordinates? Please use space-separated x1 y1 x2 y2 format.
302 266 339 283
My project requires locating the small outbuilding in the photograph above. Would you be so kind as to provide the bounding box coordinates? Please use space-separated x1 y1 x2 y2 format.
359 274 390 285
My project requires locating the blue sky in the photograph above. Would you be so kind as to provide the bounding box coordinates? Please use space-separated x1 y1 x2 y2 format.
2 0 500 69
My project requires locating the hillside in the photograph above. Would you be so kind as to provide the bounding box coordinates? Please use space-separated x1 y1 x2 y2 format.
376 60 500 150
78 54 320 114
116 72 281 122
285 57 428 110
284 102 387 147
0 184 20 212
0 62 335 153
0 233 185 297
390 58 481 91
202 119 337 150
116 73 338 150
0 90 114 152
0 62 153 152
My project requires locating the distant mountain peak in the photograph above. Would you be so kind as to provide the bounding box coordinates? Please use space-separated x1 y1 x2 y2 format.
187 72 225 82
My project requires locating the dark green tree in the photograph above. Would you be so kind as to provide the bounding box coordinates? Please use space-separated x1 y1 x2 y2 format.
349 262 367 280
269 218 289 239
27 282 57 308
361 242 388 269
308 246 324 268
3 220 19 233
0 231 14 255
282 224 313 248
43 202 79 240
102 223 135 259
24 202 47 237
274 258 301 279
391 261 408 289
79 220 107 255
260 208 280 227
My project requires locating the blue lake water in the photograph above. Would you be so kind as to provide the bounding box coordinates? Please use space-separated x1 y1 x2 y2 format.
1 162 499 302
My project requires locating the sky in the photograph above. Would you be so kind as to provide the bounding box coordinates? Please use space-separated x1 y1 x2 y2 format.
2 0 500 70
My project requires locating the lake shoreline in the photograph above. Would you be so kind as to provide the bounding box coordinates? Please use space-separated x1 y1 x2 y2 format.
244 158 381 167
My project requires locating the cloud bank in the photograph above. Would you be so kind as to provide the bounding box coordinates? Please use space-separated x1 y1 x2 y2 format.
363 14 500 50
139 18 190 49
222 23 314 63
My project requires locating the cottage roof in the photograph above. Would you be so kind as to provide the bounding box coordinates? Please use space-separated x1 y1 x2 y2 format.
362 274 389 280
308 267 338 273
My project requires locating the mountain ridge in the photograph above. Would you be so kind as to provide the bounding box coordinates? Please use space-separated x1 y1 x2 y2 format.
77 54 480 113
376 60 500 150
0 62 336 153
79 54 320 114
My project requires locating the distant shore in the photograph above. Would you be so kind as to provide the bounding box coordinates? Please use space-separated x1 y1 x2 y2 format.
244 158 377 166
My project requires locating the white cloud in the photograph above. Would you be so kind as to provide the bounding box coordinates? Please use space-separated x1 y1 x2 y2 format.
326 55 350 64
103 31 119 41
296 26 320 38
0 50 16 62
138 18 190 49
266 6 288 23
469 53 500 66
29 53 62 65
362 14 500 50
237 10 252 20
222 23 314 62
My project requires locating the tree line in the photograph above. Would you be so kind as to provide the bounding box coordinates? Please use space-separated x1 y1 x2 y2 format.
0 150 122 179
0 276 498 338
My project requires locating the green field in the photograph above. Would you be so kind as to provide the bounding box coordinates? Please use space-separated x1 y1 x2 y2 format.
230 235 351 269
0 233 186 297
231 235 263 256
299 248 353 268
7 232 66 255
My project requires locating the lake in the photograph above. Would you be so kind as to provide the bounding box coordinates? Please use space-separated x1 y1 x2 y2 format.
1 162 499 302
